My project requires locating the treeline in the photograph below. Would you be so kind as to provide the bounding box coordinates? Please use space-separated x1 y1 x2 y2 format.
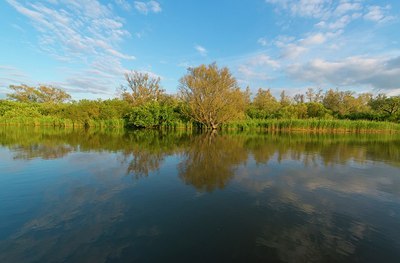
247 88 400 122
0 63 399 130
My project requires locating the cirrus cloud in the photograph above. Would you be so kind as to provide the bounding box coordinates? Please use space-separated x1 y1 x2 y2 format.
134 1 162 15
5 0 137 96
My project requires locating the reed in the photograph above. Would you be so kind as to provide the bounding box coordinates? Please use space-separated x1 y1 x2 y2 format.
0 117 126 129
1 116 400 133
221 119 400 133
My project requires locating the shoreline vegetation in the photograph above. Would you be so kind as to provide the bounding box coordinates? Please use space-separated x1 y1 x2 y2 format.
1 116 400 134
1 63 399 133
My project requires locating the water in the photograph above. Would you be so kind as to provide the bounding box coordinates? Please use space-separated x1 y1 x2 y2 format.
0 127 400 262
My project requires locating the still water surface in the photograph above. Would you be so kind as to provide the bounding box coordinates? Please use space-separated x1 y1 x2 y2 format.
0 127 400 262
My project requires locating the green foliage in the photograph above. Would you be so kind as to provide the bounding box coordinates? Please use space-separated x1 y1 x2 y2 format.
0 98 129 128
222 119 400 133
369 94 400 121
7 84 71 103
124 102 180 128
179 63 248 129
307 102 331 118
120 71 164 106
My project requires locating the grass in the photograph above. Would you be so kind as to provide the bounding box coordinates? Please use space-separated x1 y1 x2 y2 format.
221 119 400 133
0 116 125 128
1 116 400 133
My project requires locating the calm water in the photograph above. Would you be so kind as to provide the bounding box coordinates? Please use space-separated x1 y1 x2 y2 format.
0 127 400 263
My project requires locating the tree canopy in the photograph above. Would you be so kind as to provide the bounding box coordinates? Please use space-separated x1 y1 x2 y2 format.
7 85 71 103
120 71 164 106
179 63 248 129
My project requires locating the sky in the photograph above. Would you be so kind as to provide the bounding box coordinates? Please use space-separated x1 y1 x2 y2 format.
0 0 399 100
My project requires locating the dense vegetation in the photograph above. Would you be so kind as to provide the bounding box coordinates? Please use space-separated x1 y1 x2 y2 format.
1 63 399 132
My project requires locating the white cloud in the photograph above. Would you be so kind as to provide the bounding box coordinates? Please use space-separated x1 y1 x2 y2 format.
107 49 136 60
287 56 400 91
386 89 400 96
301 33 326 45
364 5 394 23
6 0 136 96
266 0 332 19
115 0 131 11
235 53 279 82
149 1 162 13
248 54 280 69
282 44 307 59
238 65 269 81
257 37 268 46
0 65 31 90
334 2 362 16
316 15 354 30
195 45 207 56
134 1 162 15
267 0 396 27
275 32 333 59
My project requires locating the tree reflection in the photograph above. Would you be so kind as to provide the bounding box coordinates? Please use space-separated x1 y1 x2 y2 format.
1 126 400 188
178 132 248 192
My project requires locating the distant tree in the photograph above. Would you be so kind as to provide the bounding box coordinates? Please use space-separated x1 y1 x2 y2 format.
7 84 70 103
356 93 373 113
253 88 280 113
37 85 71 103
315 88 324 103
7 85 40 102
279 90 291 107
323 89 376 117
369 94 400 117
306 88 314 102
307 102 330 118
121 71 164 106
293 93 305 104
179 63 247 129
323 89 342 114
306 88 323 103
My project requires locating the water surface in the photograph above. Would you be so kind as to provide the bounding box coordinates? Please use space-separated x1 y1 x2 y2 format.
0 127 400 262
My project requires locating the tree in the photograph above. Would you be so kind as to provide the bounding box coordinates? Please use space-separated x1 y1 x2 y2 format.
7 84 70 103
293 93 305 104
307 102 330 118
120 71 164 106
323 89 342 114
253 88 280 113
306 88 314 102
179 63 247 129
7 85 40 102
37 85 71 103
306 88 323 103
279 90 291 107
369 94 400 117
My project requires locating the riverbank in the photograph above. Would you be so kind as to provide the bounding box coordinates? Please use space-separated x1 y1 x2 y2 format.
1 116 400 133
222 119 400 133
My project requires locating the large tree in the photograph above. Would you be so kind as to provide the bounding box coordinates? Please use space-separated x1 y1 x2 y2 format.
120 71 164 106
7 84 70 103
179 63 248 129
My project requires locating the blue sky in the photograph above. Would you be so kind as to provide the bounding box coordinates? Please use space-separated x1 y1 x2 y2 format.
0 0 399 100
